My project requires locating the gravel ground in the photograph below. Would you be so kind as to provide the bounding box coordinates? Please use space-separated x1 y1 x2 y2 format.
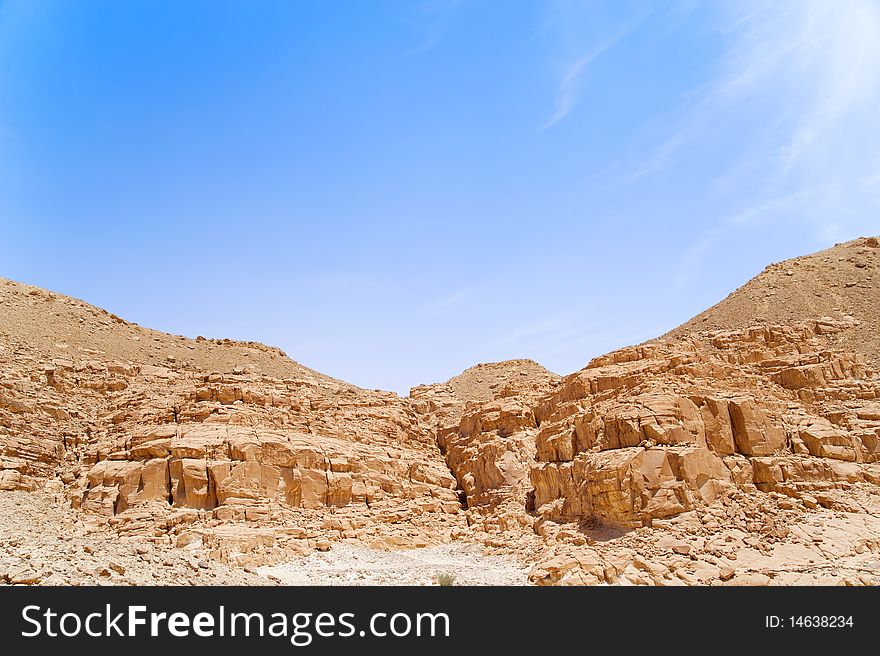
0 491 270 586
259 542 531 586
1 491 530 586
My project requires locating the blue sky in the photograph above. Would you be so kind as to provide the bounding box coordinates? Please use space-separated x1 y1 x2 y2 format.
2 1 879 394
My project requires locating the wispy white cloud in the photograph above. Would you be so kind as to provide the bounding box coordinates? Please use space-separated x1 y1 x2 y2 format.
540 54 593 130
540 29 630 130
661 186 813 300
645 1 880 294
420 286 473 319
496 317 566 349
723 0 880 176
635 2 880 180
404 0 465 57
666 170 880 297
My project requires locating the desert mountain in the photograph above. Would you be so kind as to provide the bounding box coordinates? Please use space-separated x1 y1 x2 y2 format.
2 237 880 586
667 236 880 364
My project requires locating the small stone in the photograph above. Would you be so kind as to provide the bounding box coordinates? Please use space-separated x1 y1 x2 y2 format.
9 567 41 585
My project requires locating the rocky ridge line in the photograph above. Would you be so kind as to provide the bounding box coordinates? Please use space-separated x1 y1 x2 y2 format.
2 236 880 585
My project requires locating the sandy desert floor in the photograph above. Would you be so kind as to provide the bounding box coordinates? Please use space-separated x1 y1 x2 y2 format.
0 491 530 586
259 542 530 586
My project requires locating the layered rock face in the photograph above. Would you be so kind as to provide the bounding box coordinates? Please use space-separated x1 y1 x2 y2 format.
73 361 456 507
1 329 459 516
529 318 879 527
406 238 880 584
411 360 559 511
1 279 463 566
3 236 880 585
412 316 880 584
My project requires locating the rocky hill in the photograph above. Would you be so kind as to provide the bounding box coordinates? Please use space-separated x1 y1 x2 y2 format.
2 237 880 586
666 237 880 364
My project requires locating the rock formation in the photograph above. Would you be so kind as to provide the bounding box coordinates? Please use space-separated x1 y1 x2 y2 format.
2 236 880 585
